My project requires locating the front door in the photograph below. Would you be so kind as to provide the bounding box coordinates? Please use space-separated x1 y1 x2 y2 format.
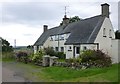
76 46 80 57
73 46 80 58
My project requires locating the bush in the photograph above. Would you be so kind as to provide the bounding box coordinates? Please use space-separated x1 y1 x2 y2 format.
2 52 15 60
80 50 112 67
44 47 56 56
44 47 66 59
16 51 28 63
56 52 66 59
32 49 45 64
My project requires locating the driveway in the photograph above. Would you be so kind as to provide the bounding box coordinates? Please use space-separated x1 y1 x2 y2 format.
2 61 36 82
2 67 26 82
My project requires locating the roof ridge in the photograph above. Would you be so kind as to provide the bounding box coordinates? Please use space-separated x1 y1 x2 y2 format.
80 15 102 21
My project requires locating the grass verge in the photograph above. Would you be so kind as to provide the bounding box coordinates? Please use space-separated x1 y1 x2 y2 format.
41 64 119 82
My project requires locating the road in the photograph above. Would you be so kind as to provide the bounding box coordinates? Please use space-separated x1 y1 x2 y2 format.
2 67 25 82
2 61 32 83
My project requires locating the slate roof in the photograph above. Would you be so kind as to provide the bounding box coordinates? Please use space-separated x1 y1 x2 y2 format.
34 15 105 46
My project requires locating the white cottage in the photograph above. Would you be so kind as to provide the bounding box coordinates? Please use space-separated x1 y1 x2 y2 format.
34 3 118 63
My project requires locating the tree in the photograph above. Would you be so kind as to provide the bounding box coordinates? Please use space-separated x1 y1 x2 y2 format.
1 38 13 52
60 16 81 25
27 45 33 49
115 30 120 39
69 16 81 23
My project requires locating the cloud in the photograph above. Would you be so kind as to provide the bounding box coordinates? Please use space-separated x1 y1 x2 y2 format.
0 0 119 46
0 23 43 46
2 2 65 26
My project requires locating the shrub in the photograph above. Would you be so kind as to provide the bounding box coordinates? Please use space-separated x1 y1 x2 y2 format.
44 47 66 59
2 52 15 60
44 47 56 56
16 51 28 63
56 52 66 59
80 50 112 67
32 49 45 64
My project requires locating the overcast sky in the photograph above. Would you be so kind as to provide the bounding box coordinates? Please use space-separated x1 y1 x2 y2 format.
0 0 119 46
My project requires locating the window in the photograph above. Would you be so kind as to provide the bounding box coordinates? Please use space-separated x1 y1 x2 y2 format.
37 46 39 51
66 33 70 40
55 47 58 52
109 29 112 38
103 28 106 37
50 36 53 41
50 36 55 41
55 35 59 41
83 46 87 50
76 47 80 54
61 47 64 52
59 34 64 40
69 46 71 49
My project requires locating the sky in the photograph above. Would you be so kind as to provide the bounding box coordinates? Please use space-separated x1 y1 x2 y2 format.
0 0 119 46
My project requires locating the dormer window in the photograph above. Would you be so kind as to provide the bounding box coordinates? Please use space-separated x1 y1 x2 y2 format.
55 35 59 41
66 33 70 40
103 28 106 37
50 36 53 41
59 34 64 40
109 29 112 38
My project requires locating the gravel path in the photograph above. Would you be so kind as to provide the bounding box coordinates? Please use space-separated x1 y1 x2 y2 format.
2 67 26 82
2 62 33 82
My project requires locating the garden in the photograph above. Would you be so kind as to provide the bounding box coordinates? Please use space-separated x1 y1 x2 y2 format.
12 47 112 70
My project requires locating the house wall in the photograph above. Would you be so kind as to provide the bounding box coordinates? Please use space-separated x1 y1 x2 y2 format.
41 33 70 53
111 39 120 63
66 45 74 59
80 44 98 51
43 37 51 47
66 44 98 59
94 17 115 58
43 37 66 52
33 46 37 54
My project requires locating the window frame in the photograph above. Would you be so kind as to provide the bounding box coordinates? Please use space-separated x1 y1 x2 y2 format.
55 47 58 52
103 28 106 37
61 47 64 52
109 29 112 38
76 47 80 54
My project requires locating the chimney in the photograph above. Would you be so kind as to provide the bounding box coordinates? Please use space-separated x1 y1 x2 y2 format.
43 25 48 32
101 3 110 18
62 15 69 25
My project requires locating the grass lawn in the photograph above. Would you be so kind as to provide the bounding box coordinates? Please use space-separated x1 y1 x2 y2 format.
41 64 119 82
2 59 119 82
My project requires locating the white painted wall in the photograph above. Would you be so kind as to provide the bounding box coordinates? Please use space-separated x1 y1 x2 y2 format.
43 33 70 52
43 37 51 48
73 44 98 58
80 44 98 51
33 46 37 54
66 45 74 59
111 39 120 63
94 17 115 57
